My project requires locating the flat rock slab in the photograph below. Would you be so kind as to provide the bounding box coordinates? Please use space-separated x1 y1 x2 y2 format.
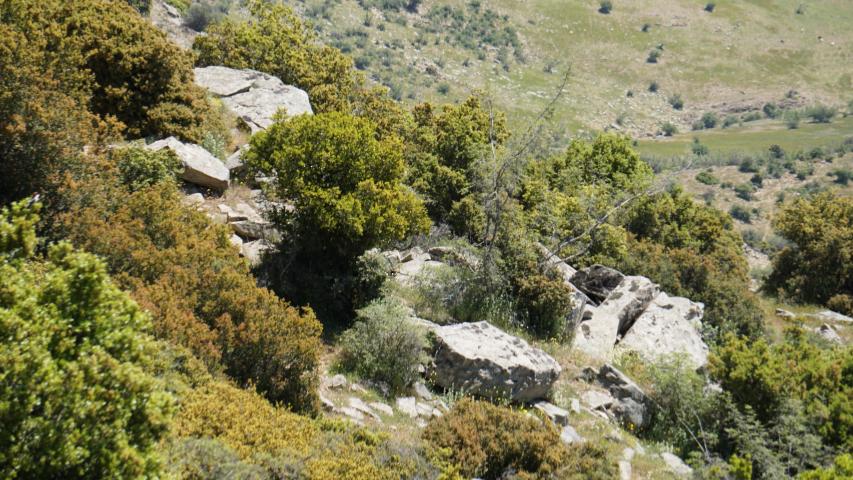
431 321 561 402
617 292 708 367
194 66 313 133
146 137 229 190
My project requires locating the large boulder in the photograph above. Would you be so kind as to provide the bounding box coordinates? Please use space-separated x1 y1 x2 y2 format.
572 276 659 361
194 66 313 133
571 265 625 304
596 364 652 429
146 137 229 190
617 292 709 367
430 321 561 402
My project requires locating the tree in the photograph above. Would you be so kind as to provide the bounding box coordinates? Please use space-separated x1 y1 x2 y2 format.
0 200 173 478
766 192 853 307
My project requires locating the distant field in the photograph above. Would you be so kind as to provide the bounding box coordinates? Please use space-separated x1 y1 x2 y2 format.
638 115 853 158
290 0 853 135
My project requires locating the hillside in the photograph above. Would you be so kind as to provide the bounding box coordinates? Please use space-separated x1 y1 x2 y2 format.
292 0 853 135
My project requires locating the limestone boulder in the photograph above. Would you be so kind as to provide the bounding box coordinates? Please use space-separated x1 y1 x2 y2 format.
597 364 652 429
430 321 561 402
572 276 659 361
571 264 625 304
617 292 709 367
146 137 229 190
194 66 313 133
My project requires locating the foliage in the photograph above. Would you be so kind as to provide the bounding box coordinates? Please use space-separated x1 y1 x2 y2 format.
116 146 182 191
661 122 678 136
669 93 684 109
729 204 752 223
515 273 575 339
194 0 360 114
805 104 837 124
338 298 429 394
126 0 151 14
766 192 853 307
598 0 613 14
798 454 853 479
423 398 616 479
57 168 322 413
785 110 801 129
0 200 173 479
696 170 720 185
701 112 719 129
185 1 230 32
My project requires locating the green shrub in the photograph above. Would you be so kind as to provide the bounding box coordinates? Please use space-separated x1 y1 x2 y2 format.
0 200 173 479
696 170 720 185
669 93 684 109
661 122 678 136
723 115 739 128
701 112 719 129
827 294 853 317
515 274 575 339
769 144 786 159
785 110 801 129
338 298 429 394
692 138 709 156
805 104 837 123
424 399 616 479
648 48 662 64
598 0 613 14
649 80 659 92
126 0 151 14
743 111 763 122
799 454 853 479
730 204 753 223
116 146 181 191
705 2 716 12
734 183 755 200
185 2 229 31
763 102 781 118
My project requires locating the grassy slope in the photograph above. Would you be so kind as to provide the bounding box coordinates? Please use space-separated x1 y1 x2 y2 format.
295 0 853 135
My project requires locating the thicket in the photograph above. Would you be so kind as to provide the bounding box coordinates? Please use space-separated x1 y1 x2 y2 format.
0 200 173 478
55 149 323 413
423 399 616 479
766 193 853 310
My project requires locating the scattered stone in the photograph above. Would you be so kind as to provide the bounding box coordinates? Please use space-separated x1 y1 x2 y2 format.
349 383 367 394
572 276 659 361
776 308 796 319
348 397 379 421
661 452 693 477
338 406 365 423
194 66 313 133
815 324 842 344
240 240 273 267
619 460 632 480
226 147 248 173
146 137 229 190
229 234 243 248
327 374 348 389
533 401 570 426
597 364 652 429
370 402 394 417
560 425 584 444
570 398 581 414
430 321 561 402
808 310 853 324
396 397 419 418
581 390 614 411
414 382 434 401
183 192 205 206
231 220 281 243
617 292 708 367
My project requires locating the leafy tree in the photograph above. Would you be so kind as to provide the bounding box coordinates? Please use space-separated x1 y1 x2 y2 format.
701 112 719 129
0 200 173 478
194 0 359 114
766 192 853 307
805 104 837 124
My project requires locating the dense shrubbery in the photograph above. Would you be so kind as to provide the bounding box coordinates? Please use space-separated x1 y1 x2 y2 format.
424 399 616 479
56 152 322 412
0 200 173 478
766 192 852 308
338 298 429 394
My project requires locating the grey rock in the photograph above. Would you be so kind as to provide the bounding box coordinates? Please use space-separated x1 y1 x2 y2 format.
327 374 347 389
370 402 394 416
146 137 229 190
533 401 570 426
560 425 584 444
338 406 365 423
619 460 632 480
776 308 796 319
808 310 853 324
582 390 614 411
183 192 205 206
319 394 335 412
815 324 842 344
622 447 635 461
241 240 273 267
570 398 581 414
661 452 692 477
194 67 313 134
396 397 419 418
572 276 659 361
617 292 709 367
231 220 281 243
431 321 561 402
348 397 379 421
226 146 249 173
229 234 243 248
571 264 625 304
598 364 652 429
414 382 434 401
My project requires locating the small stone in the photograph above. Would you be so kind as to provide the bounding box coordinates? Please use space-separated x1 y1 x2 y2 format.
622 447 635 461
533 401 570 426
776 308 796 319
348 397 379 421
582 390 614 411
619 460 632 480
560 425 583 444
319 394 335 412
349 383 367 394
183 193 205 205
661 452 692 476
338 406 364 422
396 397 419 418
327 374 347 389
229 234 243 248
570 398 581 414
414 382 434 401
416 402 435 418
370 402 394 416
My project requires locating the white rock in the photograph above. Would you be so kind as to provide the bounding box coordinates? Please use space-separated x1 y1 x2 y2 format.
414 382 434 401
431 321 561 402
815 324 843 344
194 66 313 134
533 401 570 426
622 447 635 461
572 276 659 361
319 394 335 411
327 374 347 389
808 310 853 324
370 402 394 416
183 192 205 206
338 406 365 423
348 397 379 421
617 292 709 367
146 137 229 190
229 234 243 248
396 397 419 418
560 425 583 444
581 390 614 411
661 452 693 477
241 240 273 267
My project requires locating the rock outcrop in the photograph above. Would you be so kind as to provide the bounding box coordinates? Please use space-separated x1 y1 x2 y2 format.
146 137 229 190
194 66 313 133
430 321 561 402
617 292 708 367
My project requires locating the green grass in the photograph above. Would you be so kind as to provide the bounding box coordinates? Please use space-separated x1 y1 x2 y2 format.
291 0 853 135
638 116 853 158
